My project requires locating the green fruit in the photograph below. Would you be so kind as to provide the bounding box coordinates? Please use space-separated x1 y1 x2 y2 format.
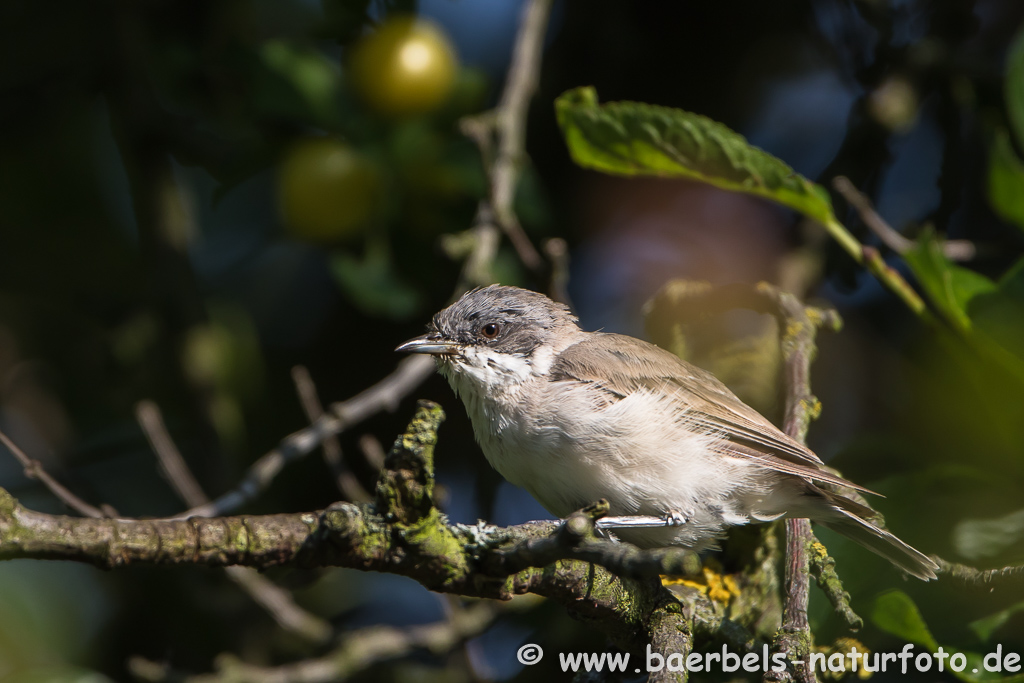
277 138 378 242
350 16 458 116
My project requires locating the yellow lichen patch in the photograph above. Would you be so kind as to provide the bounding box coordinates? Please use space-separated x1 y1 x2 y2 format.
813 637 873 680
784 320 805 344
661 565 741 607
802 397 823 420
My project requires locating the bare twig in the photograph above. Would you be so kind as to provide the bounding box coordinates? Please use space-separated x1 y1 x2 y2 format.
835 176 970 262
544 237 573 308
159 0 558 524
358 434 386 471
173 355 434 519
833 177 975 261
222 566 332 644
129 601 499 683
819 187 933 322
136 400 332 644
291 366 371 504
0 428 105 518
465 0 553 271
136 400 207 509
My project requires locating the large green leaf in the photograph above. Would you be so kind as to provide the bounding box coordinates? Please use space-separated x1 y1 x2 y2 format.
903 228 997 334
970 256 1024 362
554 87 835 224
970 600 1024 642
872 590 938 650
987 128 1024 234
1006 28 1024 150
872 591 1021 683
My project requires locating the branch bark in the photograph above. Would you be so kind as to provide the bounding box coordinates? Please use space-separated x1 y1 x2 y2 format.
0 401 755 679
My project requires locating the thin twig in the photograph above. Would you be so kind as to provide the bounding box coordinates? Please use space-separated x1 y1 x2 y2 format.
358 434 386 471
128 601 499 683
0 428 105 518
832 177 975 261
544 237 573 308
808 537 863 631
136 400 332 643
762 286 826 683
163 0 557 525
291 366 371 504
935 556 1024 586
469 0 553 271
222 566 332 644
136 400 207 509
820 187 933 322
173 354 434 519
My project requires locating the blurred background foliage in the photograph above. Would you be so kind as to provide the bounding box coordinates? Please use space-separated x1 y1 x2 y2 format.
1 0 1024 681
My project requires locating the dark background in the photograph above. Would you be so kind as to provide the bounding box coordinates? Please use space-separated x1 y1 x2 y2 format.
1 0 1023 680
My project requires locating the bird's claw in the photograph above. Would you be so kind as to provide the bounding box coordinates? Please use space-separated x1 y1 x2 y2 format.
665 510 687 527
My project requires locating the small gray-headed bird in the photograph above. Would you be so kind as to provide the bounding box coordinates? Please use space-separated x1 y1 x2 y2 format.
397 285 938 580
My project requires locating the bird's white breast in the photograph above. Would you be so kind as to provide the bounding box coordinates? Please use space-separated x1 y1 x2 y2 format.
441 346 775 549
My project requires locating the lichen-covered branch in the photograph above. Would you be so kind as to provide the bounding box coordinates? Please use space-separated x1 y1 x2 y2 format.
0 427 106 518
763 286 827 683
0 401 749 667
934 556 1024 586
808 538 863 631
173 354 435 519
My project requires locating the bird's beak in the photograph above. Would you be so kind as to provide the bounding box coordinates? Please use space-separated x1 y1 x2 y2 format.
395 334 460 356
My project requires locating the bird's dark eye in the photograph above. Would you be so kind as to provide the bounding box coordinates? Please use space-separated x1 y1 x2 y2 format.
480 323 501 339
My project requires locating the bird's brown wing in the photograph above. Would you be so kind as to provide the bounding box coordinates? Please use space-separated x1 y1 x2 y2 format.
549 333 875 495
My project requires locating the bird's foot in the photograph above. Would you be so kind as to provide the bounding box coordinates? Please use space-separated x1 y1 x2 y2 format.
665 509 687 527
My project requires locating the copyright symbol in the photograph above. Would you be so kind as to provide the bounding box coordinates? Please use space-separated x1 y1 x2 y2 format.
517 643 543 665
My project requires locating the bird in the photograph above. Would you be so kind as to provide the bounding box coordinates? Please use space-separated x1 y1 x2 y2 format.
396 285 938 580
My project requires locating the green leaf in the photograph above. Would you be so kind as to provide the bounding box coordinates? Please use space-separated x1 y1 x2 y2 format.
970 600 1024 642
903 228 997 333
331 248 421 320
969 256 1024 362
256 41 340 124
987 128 1024 233
1006 28 1024 150
872 590 939 650
554 86 835 224
871 592 1024 683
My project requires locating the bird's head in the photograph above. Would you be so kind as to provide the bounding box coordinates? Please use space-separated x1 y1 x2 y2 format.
396 285 581 388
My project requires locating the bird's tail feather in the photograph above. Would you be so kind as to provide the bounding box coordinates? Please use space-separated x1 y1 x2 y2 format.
817 508 939 581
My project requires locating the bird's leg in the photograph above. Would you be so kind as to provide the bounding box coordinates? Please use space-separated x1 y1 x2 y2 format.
665 509 687 526
595 510 688 529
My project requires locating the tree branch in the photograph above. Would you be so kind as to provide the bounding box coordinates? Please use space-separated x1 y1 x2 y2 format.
462 0 553 271
129 600 500 683
136 400 332 643
0 427 105 518
488 0 551 270
934 556 1024 586
173 354 434 519
832 176 975 261
761 285 828 683
808 538 863 631
290 365 370 503
158 0 560 523
0 401 753 672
